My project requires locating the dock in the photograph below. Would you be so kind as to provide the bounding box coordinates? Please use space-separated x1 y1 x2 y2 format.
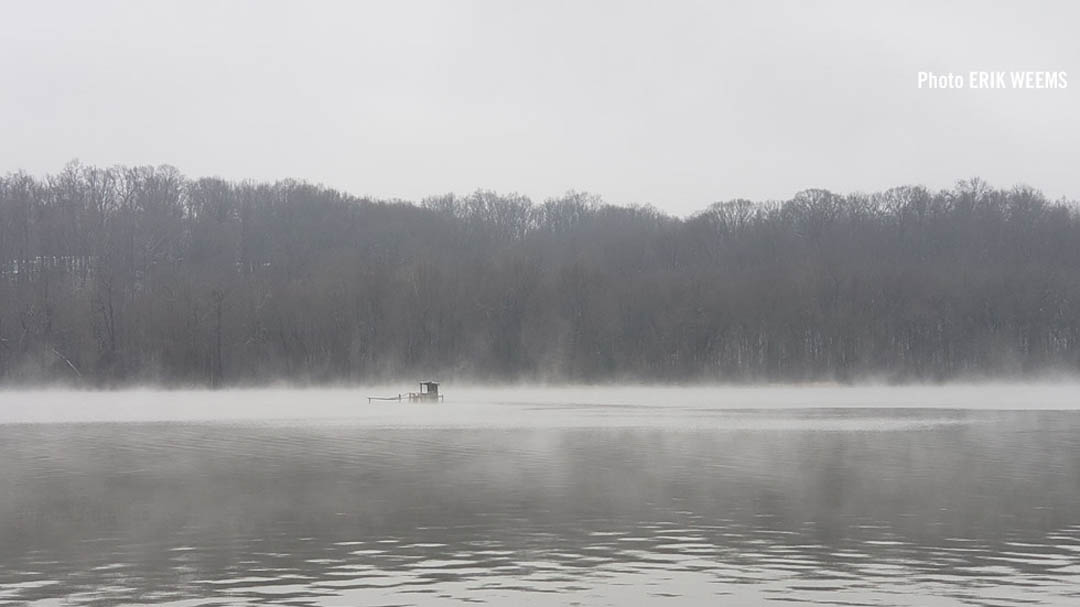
368 381 444 403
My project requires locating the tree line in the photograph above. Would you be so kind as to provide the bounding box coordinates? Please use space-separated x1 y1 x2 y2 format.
1 162 1078 386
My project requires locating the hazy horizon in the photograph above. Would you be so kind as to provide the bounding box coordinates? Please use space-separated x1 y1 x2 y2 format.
10 161 1080 218
3 0 1078 214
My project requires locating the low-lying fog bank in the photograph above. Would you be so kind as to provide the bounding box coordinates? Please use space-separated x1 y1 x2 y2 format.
0 383 1077 425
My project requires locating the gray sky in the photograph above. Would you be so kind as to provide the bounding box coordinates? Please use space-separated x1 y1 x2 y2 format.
2 0 1077 215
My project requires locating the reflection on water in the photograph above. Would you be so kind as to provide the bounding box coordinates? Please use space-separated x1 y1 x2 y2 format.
2 404 1080 606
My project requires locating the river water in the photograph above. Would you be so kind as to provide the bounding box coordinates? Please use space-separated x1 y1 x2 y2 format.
1 386 1079 606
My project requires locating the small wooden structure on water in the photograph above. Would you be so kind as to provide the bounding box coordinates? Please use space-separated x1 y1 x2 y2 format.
368 381 444 403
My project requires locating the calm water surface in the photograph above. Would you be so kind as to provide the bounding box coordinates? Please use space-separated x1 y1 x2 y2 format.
1 388 1080 606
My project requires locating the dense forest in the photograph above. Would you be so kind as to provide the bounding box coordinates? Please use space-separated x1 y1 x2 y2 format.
1 162 1078 386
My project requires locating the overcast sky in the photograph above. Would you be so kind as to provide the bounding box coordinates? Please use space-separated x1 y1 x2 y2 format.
1 0 1077 215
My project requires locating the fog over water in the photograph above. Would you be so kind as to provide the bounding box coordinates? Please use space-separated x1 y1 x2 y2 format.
2 384 1080 425
4 1 1079 604
2 386 1080 606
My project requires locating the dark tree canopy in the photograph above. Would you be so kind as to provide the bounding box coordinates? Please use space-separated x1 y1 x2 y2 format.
1 163 1078 386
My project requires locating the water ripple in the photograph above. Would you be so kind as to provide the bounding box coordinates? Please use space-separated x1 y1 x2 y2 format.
2 408 1080 605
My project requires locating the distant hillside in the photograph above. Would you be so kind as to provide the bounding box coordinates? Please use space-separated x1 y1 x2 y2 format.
2 163 1079 385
